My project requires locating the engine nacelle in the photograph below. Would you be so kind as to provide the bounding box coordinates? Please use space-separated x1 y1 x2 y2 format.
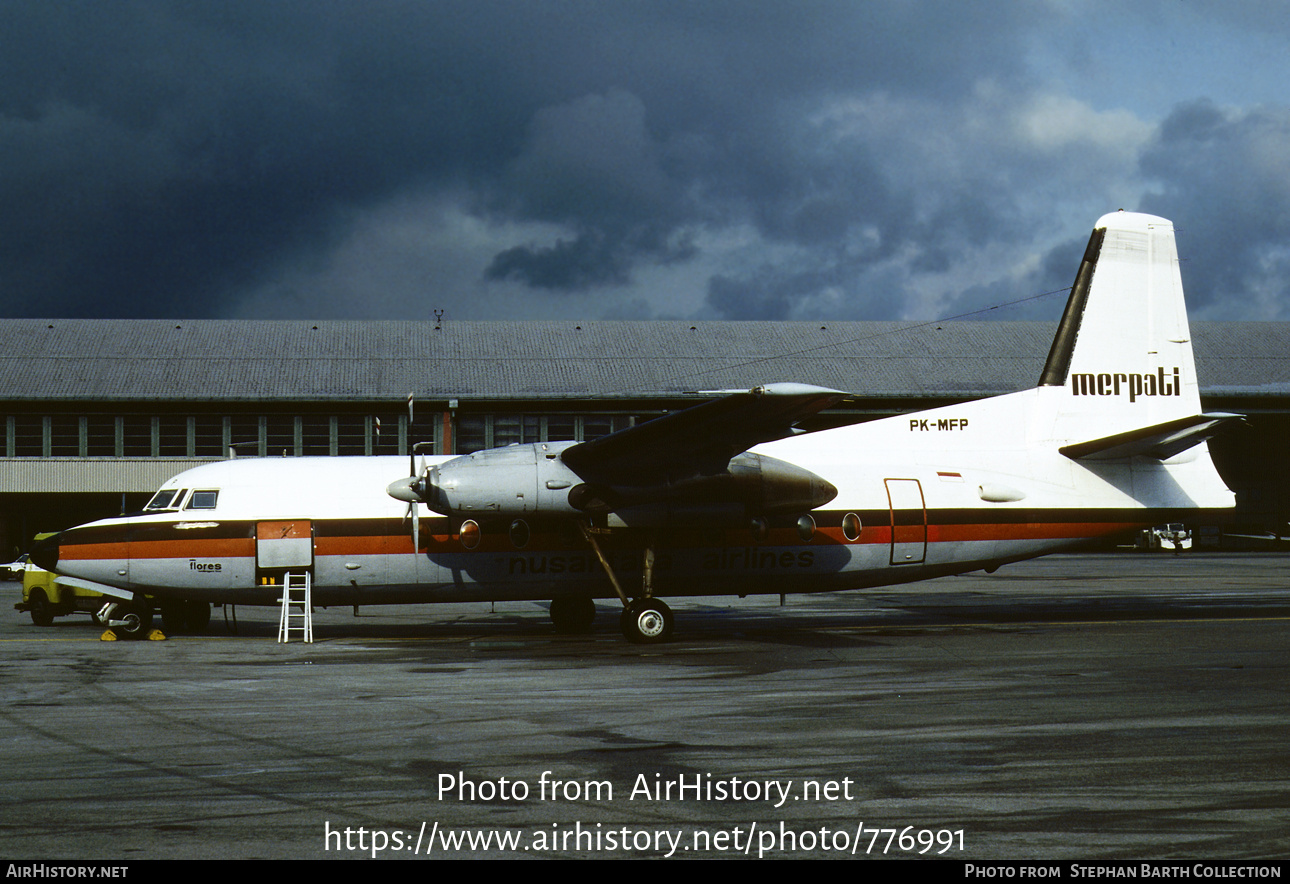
419 442 585 517
390 442 837 520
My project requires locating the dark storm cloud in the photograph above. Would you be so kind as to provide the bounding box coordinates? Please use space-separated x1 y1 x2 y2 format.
1139 99 1290 319
0 1 532 317
0 0 1042 318
483 89 695 289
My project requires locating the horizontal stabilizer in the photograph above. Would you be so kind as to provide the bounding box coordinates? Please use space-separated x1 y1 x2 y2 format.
1059 413 1240 461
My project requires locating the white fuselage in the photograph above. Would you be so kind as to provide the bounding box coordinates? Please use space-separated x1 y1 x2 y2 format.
46 384 1234 608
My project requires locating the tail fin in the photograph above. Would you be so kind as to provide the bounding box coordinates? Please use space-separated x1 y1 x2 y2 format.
1040 211 1228 448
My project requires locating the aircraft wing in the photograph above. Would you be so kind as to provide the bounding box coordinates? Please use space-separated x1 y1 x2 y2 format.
560 383 848 485
1059 413 1241 461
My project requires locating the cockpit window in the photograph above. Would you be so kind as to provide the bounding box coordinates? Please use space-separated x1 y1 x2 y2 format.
144 489 185 511
185 490 219 510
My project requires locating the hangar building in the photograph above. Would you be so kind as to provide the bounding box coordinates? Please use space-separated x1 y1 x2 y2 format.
0 318 1287 556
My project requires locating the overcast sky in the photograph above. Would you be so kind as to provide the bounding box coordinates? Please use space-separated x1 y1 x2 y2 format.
3 1 1290 324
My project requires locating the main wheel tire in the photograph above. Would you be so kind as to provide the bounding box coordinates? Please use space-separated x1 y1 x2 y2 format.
620 598 673 644
549 596 596 633
28 589 54 627
111 602 153 640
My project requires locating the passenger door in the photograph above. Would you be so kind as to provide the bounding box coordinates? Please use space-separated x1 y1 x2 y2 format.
885 478 927 566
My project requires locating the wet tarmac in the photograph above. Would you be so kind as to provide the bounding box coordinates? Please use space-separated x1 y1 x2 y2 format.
2 552 1288 860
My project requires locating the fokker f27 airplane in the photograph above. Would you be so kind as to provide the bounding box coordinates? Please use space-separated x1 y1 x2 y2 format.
32 212 1237 642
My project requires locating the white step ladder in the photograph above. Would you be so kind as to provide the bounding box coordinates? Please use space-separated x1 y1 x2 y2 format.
277 572 313 643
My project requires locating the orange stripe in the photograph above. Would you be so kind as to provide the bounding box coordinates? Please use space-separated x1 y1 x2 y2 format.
64 521 1150 562
314 536 403 556
306 522 1151 556
62 542 131 561
63 538 257 560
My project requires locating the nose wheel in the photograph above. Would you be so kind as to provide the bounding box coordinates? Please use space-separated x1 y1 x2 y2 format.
620 598 673 644
99 600 154 640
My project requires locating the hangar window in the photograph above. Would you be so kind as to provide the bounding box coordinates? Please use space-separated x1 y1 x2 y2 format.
265 415 295 457
373 413 405 454
336 415 369 455
492 415 524 448
546 416 576 442
121 415 153 457
582 416 614 440
300 415 331 456
228 416 261 457
456 418 487 454
49 415 80 456
455 414 634 454
11 416 43 456
158 416 188 456
86 416 117 456
193 416 224 457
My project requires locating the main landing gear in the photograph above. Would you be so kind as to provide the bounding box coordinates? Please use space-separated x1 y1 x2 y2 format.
575 524 675 644
619 598 673 644
548 593 674 643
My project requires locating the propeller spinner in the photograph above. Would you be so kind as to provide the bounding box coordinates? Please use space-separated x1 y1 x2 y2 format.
388 443 436 551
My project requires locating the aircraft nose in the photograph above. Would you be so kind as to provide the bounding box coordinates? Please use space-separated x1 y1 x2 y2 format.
29 532 60 572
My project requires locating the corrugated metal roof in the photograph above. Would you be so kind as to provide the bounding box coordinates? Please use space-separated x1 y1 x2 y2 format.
0 319 1285 402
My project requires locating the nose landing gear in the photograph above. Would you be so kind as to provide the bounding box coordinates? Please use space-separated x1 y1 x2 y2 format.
97 600 154 640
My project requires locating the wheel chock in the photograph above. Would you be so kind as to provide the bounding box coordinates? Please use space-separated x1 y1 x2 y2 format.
98 628 168 641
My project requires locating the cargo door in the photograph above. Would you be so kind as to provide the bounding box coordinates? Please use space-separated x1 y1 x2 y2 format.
256 520 314 586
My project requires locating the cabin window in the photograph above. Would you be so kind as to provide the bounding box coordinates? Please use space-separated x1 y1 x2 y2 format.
458 519 481 550
796 514 816 542
842 513 862 542
509 519 530 549
185 490 219 510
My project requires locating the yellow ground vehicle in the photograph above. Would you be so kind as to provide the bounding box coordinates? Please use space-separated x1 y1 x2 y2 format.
14 533 210 636
15 534 106 626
